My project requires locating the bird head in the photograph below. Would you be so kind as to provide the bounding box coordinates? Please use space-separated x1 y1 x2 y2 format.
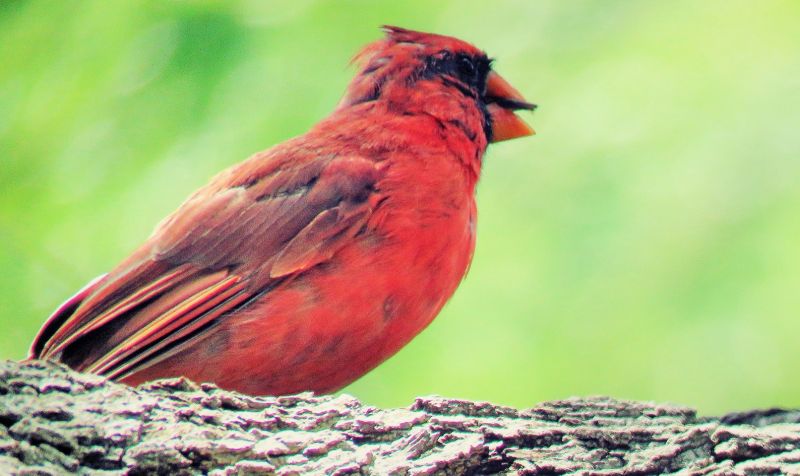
338 26 536 144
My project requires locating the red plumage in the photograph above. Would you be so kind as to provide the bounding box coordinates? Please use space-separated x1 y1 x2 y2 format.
30 26 535 395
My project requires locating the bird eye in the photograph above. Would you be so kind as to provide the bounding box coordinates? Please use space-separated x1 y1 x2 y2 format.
457 56 476 81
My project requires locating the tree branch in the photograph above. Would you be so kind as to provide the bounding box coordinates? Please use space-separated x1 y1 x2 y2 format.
1 360 798 475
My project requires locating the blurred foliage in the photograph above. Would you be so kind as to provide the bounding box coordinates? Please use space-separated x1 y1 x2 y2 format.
1 0 799 414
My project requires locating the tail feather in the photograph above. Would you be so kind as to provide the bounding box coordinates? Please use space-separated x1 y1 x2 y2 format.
29 274 108 359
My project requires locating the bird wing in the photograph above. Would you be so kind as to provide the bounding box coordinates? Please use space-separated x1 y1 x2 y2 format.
31 147 380 381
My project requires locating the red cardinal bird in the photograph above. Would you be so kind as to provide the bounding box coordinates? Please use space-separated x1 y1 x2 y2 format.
30 26 535 395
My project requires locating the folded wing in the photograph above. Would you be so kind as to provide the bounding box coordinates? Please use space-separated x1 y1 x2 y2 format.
31 148 380 381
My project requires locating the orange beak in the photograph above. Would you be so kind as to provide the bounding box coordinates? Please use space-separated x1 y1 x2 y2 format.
485 71 536 143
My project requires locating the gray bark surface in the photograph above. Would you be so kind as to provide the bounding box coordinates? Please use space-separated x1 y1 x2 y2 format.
1 360 799 475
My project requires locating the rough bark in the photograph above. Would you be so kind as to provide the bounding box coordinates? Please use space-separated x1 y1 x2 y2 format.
1 360 799 475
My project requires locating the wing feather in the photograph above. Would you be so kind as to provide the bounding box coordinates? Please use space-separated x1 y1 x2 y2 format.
84 271 243 375
32 149 381 382
41 264 195 358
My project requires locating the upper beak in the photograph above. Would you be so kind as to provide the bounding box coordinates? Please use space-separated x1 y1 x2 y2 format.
485 71 536 143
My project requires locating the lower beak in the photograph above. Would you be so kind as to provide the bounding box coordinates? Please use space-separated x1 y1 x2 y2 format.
486 71 536 143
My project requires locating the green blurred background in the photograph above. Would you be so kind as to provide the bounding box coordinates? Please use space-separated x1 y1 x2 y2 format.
1 0 799 415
